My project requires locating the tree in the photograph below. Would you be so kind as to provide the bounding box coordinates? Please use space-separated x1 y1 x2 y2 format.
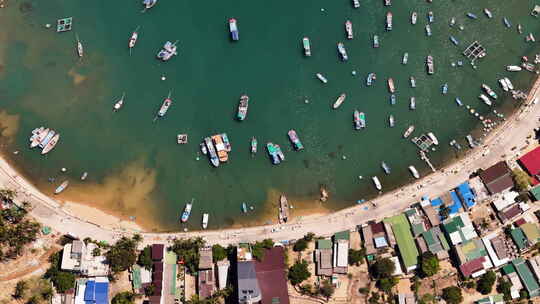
111 291 135 304
476 270 496 295
212 244 227 263
378 276 398 294
293 239 308 252
13 280 27 298
49 271 75 293
368 292 380 304
106 237 138 274
371 257 395 279
358 287 369 295
299 283 314 296
169 237 205 273
92 247 102 257
442 286 463 304
304 232 316 242
318 279 335 300
288 260 311 285
497 278 512 301
439 204 450 219
513 168 532 192
144 284 156 297
348 248 366 266
419 293 435 304
420 252 440 277
251 239 274 261
132 233 143 243
138 246 153 270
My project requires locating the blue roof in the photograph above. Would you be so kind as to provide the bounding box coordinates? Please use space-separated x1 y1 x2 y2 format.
374 236 388 248
431 197 443 207
95 282 109 304
456 182 476 209
449 191 463 214
84 281 95 302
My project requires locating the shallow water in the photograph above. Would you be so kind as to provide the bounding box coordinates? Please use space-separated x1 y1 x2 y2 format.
1 0 539 231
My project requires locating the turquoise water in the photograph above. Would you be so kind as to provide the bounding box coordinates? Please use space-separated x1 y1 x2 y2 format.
1 0 538 231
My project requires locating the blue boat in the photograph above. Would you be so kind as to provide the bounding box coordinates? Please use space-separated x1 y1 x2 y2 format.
466 13 478 19
229 18 239 41
180 198 194 223
455 97 463 106
390 94 396 105
39 130 56 148
449 36 459 45
503 17 512 28
428 11 434 23
442 83 448 95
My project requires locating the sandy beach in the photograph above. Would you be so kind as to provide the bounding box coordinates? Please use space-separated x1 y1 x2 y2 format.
0 76 539 246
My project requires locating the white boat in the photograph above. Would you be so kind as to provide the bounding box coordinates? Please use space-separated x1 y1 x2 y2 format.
427 132 439 145
403 125 415 138
352 0 360 8
408 166 420 179
372 176 382 191
81 172 88 181
337 42 348 61
498 79 509 91
345 20 354 39
128 26 140 52
507 65 522 72
504 77 514 90
181 198 194 222
143 0 158 10
389 115 395 127
484 8 493 18
411 12 417 25
202 213 209 229
333 94 346 109
479 94 492 106
409 97 416 110
75 34 83 58
302 37 311 57
30 128 48 148
55 180 69 194
158 91 172 117
39 130 56 148
42 134 60 154
113 92 126 111
316 73 328 84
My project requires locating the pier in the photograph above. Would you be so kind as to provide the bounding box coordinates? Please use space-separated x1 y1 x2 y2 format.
420 150 436 172
412 134 434 151
463 41 487 62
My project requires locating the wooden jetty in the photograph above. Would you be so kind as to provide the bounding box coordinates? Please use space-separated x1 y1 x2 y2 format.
279 195 289 224
420 151 436 172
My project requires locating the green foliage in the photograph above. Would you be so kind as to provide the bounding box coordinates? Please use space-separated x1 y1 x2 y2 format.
368 292 380 304
371 257 395 279
144 284 156 297
299 283 315 296
418 293 435 304
497 278 512 301
138 246 153 270
288 260 311 285
513 168 532 192
319 279 335 299
465 281 476 289
106 236 138 274
439 204 450 219
44 251 75 293
358 287 369 295
442 286 463 304
0 202 40 261
293 239 308 252
304 232 315 242
211 244 227 263
13 280 27 298
519 289 529 300
378 276 398 294
420 252 440 277
169 237 206 273
92 247 101 257
476 270 496 295
111 291 136 304
348 248 366 266
251 239 274 261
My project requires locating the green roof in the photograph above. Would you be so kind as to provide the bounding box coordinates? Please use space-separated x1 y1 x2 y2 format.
443 216 465 234
384 214 419 269
459 239 487 261
41 226 52 235
513 258 540 297
404 209 416 217
530 184 540 201
132 264 142 290
501 263 516 275
521 223 540 244
334 230 350 241
476 294 504 304
317 239 332 249
411 222 426 236
510 228 528 250
165 251 177 265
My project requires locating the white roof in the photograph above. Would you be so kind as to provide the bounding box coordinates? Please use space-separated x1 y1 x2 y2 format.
390 256 403 276
216 260 230 290
141 267 152 284
61 243 80 271
74 280 87 304
462 226 478 241
334 240 349 268
449 231 463 245
493 193 517 211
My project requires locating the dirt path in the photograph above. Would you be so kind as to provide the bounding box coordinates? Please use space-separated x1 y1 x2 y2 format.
0 247 58 282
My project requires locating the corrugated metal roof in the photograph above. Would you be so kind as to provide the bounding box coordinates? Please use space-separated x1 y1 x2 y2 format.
334 230 350 241
513 258 540 297
521 223 540 244
530 184 540 200
317 239 332 249
510 228 528 250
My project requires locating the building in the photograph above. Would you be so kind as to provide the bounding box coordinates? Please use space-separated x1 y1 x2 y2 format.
492 191 519 212
454 238 493 277
333 231 350 274
482 233 510 267
442 213 477 246
384 214 419 272
131 264 152 294
149 244 165 304
61 241 108 276
254 247 290 304
530 184 540 201
216 260 230 290
61 240 86 272
498 204 523 223
455 181 477 210
512 258 540 297
404 208 427 237
73 277 109 304
315 239 333 276
469 176 490 202
518 146 540 184
419 198 440 227
421 226 450 259
198 247 215 299
151 244 164 261
476 294 504 304
396 293 416 304
390 256 403 276
237 261 262 304
361 222 391 256
501 264 523 299
479 161 514 194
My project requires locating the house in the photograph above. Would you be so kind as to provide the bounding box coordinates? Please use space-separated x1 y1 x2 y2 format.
404 208 427 237
151 244 164 261
479 161 514 194
361 222 390 256
442 213 477 246
421 226 450 259
498 204 523 223
199 246 213 270
420 198 440 227
492 191 519 212
315 239 333 276
482 233 510 267
512 258 540 297
216 260 230 290
396 293 416 304
61 240 86 272
333 231 350 274
469 176 490 202
518 146 540 184
501 264 523 299
384 214 419 272
198 247 215 299
510 227 529 251
454 238 493 277
521 222 540 245
254 247 290 304
149 244 164 304
237 261 262 304
527 256 540 285
130 264 152 294
390 256 403 276
455 181 477 210
476 294 504 304
73 277 109 304
61 241 108 276
361 224 376 256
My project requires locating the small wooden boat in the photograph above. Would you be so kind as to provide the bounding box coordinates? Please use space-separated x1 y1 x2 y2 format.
55 180 69 194
113 92 126 111
128 26 140 54
403 125 415 138
250 137 257 154
333 94 346 109
75 34 83 58
202 213 209 229
279 195 289 224
81 172 88 181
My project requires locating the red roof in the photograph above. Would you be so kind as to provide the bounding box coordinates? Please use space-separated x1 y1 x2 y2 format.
479 161 514 194
459 257 486 277
254 247 290 304
518 146 540 185
371 222 385 234
151 244 164 261
515 218 527 227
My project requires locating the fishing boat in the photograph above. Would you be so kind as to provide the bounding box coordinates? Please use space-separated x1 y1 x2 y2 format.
389 115 395 127
411 12 417 25
250 137 258 154
157 41 178 61
337 42 348 61
503 17 512 28
409 97 416 110
372 176 382 191
55 181 69 194
345 20 354 39
142 0 157 10
39 130 56 148
384 0 391 6
425 24 432 36
373 35 380 48
518 24 523 34
403 125 415 138
81 172 88 181
484 8 493 18
212 135 229 162
333 94 346 109
449 36 459 45
221 133 231 152
428 11 434 23
408 166 420 179
275 144 285 161
128 26 140 52
202 213 209 229
354 110 366 130
157 91 172 117
479 94 492 106
427 132 439 145
229 18 239 41
266 143 280 165
442 83 448 95
367 73 376 86
42 134 60 154
455 97 463 106
279 195 289 223
449 17 456 27
288 130 304 150
466 135 477 148
466 13 478 19
482 84 498 99
387 78 395 93
205 137 220 167
390 94 396 105
113 92 126 111
386 12 393 31
381 162 391 174
242 202 248 213
180 199 193 223
200 143 208 155
506 65 522 72
410 76 416 88
353 0 360 8
302 37 311 56
236 94 249 121
504 77 514 90
402 52 408 65
75 34 83 58
316 73 328 84
426 55 434 74
30 128 48 148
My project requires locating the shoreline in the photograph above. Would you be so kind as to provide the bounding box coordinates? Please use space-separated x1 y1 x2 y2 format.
0 76 539 245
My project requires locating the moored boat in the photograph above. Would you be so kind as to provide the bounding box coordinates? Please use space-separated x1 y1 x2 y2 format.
55 180 69 194
402 52 408 65
373 35 380 48
386 12 393 31
390 94 396 105
275 144 285 161
482 84 498 99
381 161 391 174
367 73 376 86
237 94 250 121
504 77 514 90
389 115 395 127
337 42 348 61
409 97 416 110
42 134 60 154
345 20 354 39
205 137 220 167
157 41 178 61
384 0 391 6
372 176 382 191
229 18 239 41
113 92 126 111
506 65 522 72
427 132 439 145
302 37 311 56
387 78 396 93
353 0 360 8
455 97 463 106
266 143 280 165
484 8 493 18
202 213 209 229
503 17 512 28
288 130 304 150
411 12 417 25
449 35 459 45
410 76 416 88
200 143 208 155
333 94 347 109
428 11 434 23
425 24 432 36
221 133 231 152
81 172 88 181
408 166 420 179
442 83 448 95
316 73 328 84
479 94 492 106
212 135 229 162
354 110 366 130
518 24 523 34
30 128 48 148
251 137 257 154
279 195 289 223
426 55 434 74
450 17 456 27
180 198 193 223
403 125 415 138
75 34 83 58
157 91 172 117
128 26 140 52
466 12 478 19
39 130 56 148
142 0 157 10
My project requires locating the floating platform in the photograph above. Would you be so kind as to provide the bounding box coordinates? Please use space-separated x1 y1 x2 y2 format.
177 134 188 144
463 41 486 62
57 17 73 32
411 134 434 151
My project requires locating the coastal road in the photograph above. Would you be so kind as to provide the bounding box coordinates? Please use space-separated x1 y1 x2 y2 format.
4 78 540 246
